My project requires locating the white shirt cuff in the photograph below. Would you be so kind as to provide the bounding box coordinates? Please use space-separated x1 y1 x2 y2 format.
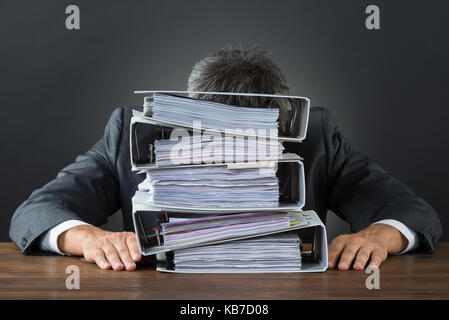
37 220 92 255
372 219 419 254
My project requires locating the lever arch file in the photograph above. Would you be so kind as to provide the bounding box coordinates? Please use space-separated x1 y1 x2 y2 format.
130 113 285 169
132 154 305 213
132 90 310 141
131 199 328 273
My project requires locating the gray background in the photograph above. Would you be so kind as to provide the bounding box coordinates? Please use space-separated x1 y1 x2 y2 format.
1 0 448 242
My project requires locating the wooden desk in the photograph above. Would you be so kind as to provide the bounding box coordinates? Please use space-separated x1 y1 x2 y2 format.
0 242 448 299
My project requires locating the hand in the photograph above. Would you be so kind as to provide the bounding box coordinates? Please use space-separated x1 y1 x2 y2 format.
327 224 408 271
57 225 142 271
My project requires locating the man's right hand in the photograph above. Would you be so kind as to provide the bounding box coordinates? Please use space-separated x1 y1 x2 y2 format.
57 225 142 271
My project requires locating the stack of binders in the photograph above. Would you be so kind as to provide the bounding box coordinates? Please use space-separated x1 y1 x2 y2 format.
130 91 328 273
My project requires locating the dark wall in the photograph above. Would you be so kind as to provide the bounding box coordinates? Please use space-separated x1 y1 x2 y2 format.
1 0 448 242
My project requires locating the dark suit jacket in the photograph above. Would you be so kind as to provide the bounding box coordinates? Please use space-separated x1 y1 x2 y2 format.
9 107 443 254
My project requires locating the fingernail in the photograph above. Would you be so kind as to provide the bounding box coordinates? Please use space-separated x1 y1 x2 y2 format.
368 264 378 268
127 262 136 269
132 254 140 261
328 261 334 268
102 262 109 268
339 262 347 269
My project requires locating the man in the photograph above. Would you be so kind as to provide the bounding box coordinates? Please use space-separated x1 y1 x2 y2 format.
10 46 442 271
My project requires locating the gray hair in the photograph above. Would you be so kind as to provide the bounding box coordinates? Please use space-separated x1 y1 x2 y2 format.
187 45 291 133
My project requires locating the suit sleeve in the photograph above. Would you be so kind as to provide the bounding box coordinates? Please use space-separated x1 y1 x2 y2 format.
323 108 443 253
9 108 124 253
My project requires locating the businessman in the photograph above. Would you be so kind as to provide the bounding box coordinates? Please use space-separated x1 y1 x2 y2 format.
10 46 442 271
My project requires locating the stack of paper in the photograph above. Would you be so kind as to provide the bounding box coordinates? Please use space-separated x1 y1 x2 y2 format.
138 166 279 208
166 233 301 272
130 91 317 273
151 93 279 131
154 136 284 166
161 211 299 249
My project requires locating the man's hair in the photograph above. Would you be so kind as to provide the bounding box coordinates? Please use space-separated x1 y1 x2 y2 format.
187 45 291 132
188 45 290 105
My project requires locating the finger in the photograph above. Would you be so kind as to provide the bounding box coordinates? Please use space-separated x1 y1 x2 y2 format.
328 236 347 269
84 248 111 269
103 242 124 271
338 243 362 271
111 235 136 271
368 249 387 268
126 233 142 262
353 247 373 271
93 249 111 270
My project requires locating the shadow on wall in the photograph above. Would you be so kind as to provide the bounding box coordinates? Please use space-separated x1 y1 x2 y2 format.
101 209 352 243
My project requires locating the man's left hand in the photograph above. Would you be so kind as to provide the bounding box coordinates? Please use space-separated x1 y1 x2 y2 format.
327 224 408 270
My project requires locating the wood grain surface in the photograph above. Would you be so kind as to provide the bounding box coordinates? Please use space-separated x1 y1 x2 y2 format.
0 242 448 299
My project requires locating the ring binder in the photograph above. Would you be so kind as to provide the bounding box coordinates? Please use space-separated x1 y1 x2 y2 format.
133 155 305 212
132 91 310 142
132 203 327 272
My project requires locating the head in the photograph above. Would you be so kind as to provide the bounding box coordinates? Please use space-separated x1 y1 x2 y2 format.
187 45 292 133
